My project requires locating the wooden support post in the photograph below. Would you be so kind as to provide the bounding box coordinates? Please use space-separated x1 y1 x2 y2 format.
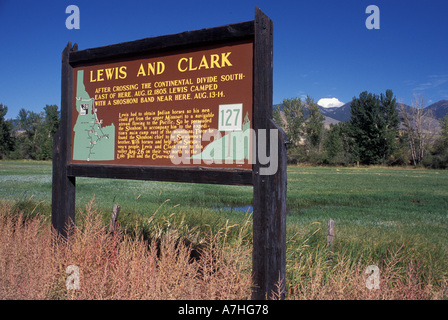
252 7 287 300
52 42 77 238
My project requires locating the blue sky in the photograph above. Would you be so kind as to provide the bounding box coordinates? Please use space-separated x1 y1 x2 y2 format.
1 0 447 119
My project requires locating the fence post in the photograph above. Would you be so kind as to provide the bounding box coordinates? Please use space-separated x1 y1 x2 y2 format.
109 204 121 233
327 218 335 250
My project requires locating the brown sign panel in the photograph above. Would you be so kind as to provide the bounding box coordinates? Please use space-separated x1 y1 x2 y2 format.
71 40 253 170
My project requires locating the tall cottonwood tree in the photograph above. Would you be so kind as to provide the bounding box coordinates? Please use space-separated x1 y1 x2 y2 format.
399 95 436 166
379 90 400 161
350 90 399 165
0 104 14 159
305 96 325 153
41 104 61 159
281 97 306 147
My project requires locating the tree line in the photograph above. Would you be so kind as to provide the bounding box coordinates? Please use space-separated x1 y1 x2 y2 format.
274 90 448 168
1 91 448 168
0 104 60 160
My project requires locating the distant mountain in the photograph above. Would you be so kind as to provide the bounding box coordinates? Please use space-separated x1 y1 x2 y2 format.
318 102 352 122
273 102 340 128
273 99 448 131
318 101 448 123
425 100 448 120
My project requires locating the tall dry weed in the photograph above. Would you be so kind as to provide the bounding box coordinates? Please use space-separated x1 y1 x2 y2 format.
0 202 57 299
0 199 252 300
0 199 445 300
285 245 447 300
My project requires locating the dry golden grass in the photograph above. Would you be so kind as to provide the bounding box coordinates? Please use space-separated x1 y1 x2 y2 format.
0 199 252 300
0 199 446 300
0 203 56 299
285 254 447 300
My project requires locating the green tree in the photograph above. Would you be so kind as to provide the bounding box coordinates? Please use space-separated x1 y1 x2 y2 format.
15 108 44 159
40 105 61 159
305 96 325 152
323 121 356 165
0 104 14 159
10 105 60 160
440 115 448 142
44 104 60 136
273 105 284 131
323 123 344 164
349 90 399 165
426 115 448 168
282 97 305 146
379 90 400 162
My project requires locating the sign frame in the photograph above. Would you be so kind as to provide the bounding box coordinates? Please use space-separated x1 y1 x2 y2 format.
52 7 286 300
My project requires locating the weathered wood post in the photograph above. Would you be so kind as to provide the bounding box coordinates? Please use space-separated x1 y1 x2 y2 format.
252 7 287 300
327 218 335 250
52 42 77 238
109 204 121 233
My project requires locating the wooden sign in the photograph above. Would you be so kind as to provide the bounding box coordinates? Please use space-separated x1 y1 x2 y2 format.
71 41 253 169
52 7 286 300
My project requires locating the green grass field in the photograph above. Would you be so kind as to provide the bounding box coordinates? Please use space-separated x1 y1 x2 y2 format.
1 160 447 296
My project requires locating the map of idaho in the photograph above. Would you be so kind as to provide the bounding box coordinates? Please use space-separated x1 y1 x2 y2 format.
72 70 115 161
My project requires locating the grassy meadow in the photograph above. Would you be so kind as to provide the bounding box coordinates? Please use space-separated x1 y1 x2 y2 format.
0 160 447 299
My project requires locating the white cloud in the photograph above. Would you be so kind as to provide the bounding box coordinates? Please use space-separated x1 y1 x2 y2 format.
317 97 345 108
413 74 448 91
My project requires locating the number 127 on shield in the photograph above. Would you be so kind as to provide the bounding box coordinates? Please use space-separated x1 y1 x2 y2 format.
219 103 243 131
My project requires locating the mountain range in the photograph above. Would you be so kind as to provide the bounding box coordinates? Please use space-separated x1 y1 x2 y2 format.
274 99 448 131
318 100 448 124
